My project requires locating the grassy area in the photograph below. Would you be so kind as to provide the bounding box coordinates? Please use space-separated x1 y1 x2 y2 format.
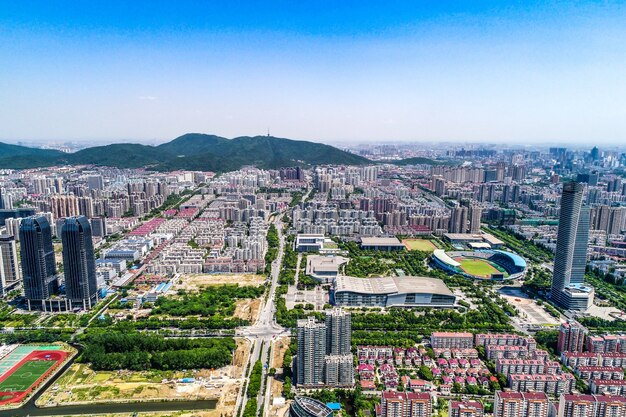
402 238 437 252
54 364 198 388
0 360 55 391
458 258 501 278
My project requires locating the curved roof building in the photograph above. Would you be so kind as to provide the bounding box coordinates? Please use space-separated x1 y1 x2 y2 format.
333 275 456 308
290 397 333 417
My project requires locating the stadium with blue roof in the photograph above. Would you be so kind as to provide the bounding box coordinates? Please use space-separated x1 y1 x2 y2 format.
432 249 527 281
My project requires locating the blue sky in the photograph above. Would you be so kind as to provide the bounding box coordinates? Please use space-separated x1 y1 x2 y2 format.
1 1 626 144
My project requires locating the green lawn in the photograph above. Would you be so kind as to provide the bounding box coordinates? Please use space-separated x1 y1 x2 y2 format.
402 239 437 252
0 360 56 392
458 258 500 278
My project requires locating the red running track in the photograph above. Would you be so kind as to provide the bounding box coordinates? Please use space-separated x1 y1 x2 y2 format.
0 350 68 405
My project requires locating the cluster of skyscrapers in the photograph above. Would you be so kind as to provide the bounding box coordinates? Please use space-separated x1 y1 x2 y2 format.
2 214 98 310
296 308 354 388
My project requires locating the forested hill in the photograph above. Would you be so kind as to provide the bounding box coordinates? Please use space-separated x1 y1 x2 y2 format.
0 133 371 171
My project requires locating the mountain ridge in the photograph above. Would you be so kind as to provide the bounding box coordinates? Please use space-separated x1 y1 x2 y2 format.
0 133 370 171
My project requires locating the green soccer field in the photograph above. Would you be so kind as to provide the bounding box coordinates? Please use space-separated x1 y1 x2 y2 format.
457 258 500 278
0 360 56 392
402 239 437 252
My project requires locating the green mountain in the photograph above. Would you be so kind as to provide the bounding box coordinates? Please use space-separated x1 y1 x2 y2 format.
155 134 369 171
0 142 65 169
0 134 370 171
64 144 170 168
156 133 229 156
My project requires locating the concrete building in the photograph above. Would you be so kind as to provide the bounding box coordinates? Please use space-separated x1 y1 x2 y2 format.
324 355 354 387
359 236 405 251
494 392 550 417
333 276 456 308
86 175 104 191
448 401 485 417
19 216 59 309
295 234 326 252
290 397 333 417
590 379 626 395
325 308 351 355
296 309 354 388
0 234 20 295
306 255 348 283
430 332 474 349
449 400 484 417
551 182 594 310
558 394 626 417
449 206 468 233
296 317 327 387
468 205 482 234
557 320 587 354
90 217 107 237
61 216 99 309
585 334 626 354
508 373 574 396
378 392 432 417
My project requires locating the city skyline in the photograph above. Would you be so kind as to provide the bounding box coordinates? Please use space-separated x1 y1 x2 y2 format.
3 2 626 415
2 1 626 144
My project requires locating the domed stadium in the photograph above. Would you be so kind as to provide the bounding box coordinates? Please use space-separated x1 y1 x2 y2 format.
432 249 527 281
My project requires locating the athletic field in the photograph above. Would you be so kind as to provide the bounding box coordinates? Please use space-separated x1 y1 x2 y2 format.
402 239 437 252
0 360 56 392
456 258 501 278
0 349 68 405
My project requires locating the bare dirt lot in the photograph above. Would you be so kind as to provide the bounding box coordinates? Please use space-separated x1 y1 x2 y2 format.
177 274 266 292
37 338 252 417
234 298 262 322
271 337 290 370
267 336 291 417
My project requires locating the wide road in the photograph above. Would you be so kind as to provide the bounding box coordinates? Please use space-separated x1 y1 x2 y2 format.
237 185 313 417
236 205 290 417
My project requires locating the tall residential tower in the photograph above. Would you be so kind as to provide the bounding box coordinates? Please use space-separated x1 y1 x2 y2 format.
0 234 21 296
297 308 354 388
296 317 327 387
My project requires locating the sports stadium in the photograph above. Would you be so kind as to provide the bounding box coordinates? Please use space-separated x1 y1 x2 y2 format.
432 249 527 281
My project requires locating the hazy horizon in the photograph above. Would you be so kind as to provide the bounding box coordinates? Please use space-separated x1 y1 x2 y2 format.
3 133 623 152
2 1 626 145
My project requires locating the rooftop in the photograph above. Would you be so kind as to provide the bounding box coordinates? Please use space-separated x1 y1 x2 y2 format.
293 397 333 417
360 236 404 246
334 275 454 297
